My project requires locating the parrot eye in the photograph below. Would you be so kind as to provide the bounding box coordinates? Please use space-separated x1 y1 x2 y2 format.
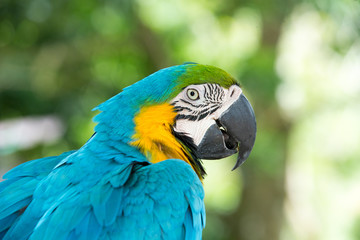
186 88 200 100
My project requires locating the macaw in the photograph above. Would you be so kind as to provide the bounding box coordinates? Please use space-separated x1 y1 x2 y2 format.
0 63 256 240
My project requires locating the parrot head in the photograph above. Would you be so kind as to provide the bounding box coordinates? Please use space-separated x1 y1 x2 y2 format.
93 63 256 179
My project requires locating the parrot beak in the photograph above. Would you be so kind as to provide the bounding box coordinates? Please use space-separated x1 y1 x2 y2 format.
194 94 257 170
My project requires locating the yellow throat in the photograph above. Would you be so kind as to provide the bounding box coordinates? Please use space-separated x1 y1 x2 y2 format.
131 103 192 165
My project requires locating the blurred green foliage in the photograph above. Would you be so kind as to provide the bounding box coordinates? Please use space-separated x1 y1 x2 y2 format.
1 0 360 239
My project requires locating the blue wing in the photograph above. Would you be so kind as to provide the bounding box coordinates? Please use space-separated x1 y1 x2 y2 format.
2 157 205 240
0 150 76 239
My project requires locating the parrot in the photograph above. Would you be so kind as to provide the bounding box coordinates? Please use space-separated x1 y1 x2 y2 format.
0 63 256 240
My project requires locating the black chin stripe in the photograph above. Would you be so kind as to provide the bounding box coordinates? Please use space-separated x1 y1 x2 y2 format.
173 130 206 177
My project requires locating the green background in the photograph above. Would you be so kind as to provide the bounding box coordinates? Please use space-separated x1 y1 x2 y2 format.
1 0 360 239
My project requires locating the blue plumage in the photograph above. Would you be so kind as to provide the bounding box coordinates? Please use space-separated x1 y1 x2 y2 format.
0 64 207 239
0 63 257 239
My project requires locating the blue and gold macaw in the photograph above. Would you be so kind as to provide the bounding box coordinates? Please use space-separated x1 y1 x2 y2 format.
0 63 256 240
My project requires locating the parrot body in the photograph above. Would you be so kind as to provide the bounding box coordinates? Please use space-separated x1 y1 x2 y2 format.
0 63 256 239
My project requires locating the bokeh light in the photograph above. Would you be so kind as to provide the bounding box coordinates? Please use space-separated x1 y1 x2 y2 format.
1 0 359 239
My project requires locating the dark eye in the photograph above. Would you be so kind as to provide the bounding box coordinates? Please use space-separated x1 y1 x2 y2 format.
186 88 199 100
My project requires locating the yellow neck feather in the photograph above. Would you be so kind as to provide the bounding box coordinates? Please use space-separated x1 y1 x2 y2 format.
131 103 191 165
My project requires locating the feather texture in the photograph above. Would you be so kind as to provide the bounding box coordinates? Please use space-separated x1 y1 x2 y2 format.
0 63 240 239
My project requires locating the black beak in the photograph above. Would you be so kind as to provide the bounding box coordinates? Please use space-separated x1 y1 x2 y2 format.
194 94 257 170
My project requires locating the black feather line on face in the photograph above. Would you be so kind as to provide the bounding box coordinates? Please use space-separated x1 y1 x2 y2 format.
175 114 198 121
179 99 197 107
173 106 193 112
175 104 220 121
198 107 219 121
172 129 206 178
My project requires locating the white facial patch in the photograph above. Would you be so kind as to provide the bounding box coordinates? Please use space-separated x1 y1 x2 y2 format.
171 84 242 146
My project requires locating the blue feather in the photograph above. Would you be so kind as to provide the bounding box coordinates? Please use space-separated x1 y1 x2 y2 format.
0 151 77 239
0 64 212 239
0 211 18 232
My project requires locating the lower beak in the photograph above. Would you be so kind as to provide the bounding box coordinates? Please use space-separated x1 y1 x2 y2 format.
195 94 257 170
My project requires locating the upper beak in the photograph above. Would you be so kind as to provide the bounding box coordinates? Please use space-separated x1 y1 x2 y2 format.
194 93 257 170
218 94 257 170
